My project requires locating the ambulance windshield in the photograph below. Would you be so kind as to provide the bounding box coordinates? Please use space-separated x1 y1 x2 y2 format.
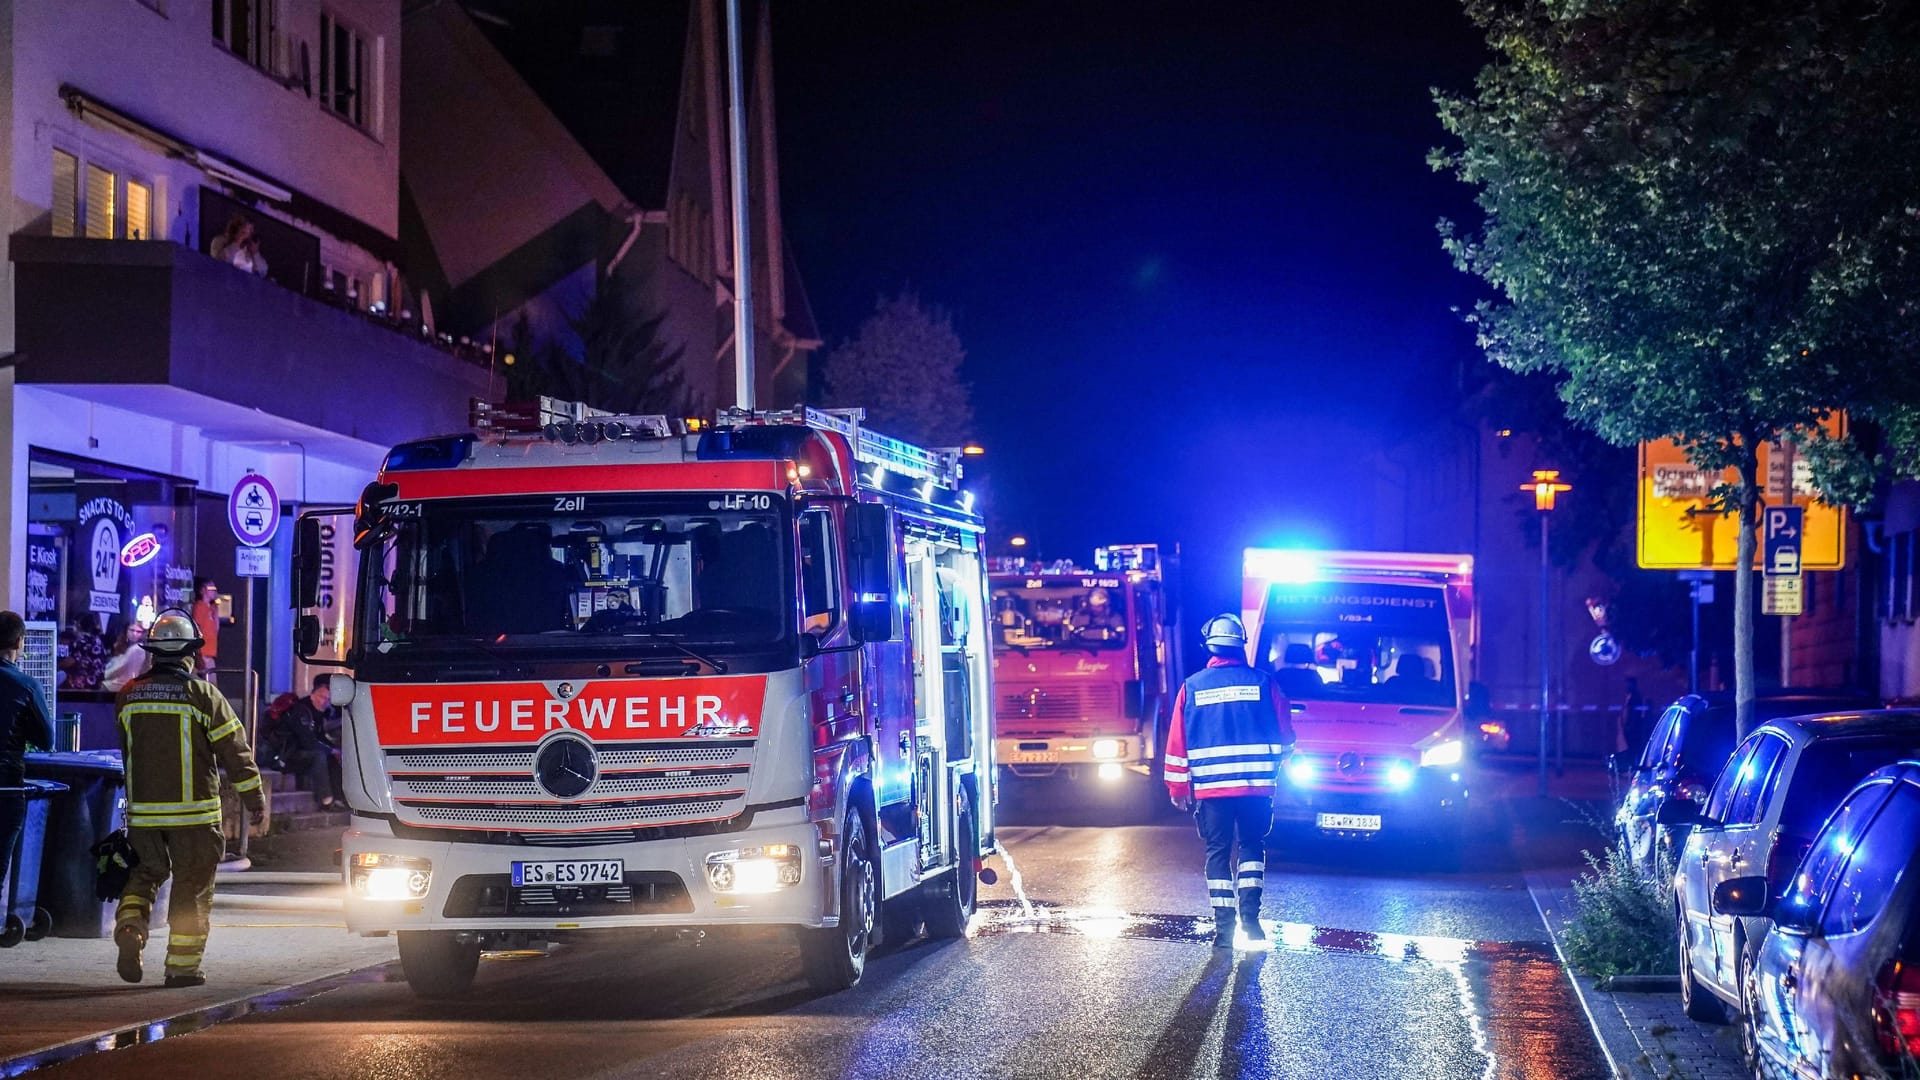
991 581 1129 651
360 493 790 654
1253 582 1457 708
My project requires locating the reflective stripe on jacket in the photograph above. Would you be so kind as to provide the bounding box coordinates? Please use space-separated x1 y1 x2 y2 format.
1164 657 1295 800
116 661 266 828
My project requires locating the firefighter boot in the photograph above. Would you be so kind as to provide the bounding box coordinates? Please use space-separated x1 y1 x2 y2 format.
114 923 145 984
1239 892 1266 943
1211 908 1236 949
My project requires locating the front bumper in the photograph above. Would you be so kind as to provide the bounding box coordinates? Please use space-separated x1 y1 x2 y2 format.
996 734 1144 778
341 810 831 935
1272 768 1469 837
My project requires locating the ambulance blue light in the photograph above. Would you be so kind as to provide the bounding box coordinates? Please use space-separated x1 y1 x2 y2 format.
384 436 472 471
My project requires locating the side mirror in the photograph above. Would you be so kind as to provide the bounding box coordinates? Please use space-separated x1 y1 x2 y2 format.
846 503 899 643
353 480 399 551
799 632 822 661
296 613 323 659
294 515 325 609
1711 876 1771 918
1656 797 1711 828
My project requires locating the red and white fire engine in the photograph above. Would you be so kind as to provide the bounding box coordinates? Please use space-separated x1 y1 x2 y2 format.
989 544 1181 784
291 399 997 996
1241 549 1477 842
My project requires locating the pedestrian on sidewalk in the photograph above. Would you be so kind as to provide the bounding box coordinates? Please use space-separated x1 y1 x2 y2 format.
113 611 266 987
0 611 53 892
1164 613 1295 948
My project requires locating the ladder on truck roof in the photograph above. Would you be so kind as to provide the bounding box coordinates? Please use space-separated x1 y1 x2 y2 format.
716 406 963 490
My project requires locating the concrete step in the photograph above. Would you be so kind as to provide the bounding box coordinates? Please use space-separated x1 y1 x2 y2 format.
270 788 335 816
274 809 350 834
265 768 298 793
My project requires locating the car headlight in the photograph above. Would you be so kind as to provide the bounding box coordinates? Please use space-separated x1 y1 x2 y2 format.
1420 740 1464 768
1091 739 1122 760
706 844 804 894
350 853 432 901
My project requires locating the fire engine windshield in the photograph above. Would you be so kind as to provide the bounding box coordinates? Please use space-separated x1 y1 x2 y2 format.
991 581 1129 651
359 494 791 657
1253 581 1457 708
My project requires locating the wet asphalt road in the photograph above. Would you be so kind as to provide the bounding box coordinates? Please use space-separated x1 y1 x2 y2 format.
36 770 1612 1080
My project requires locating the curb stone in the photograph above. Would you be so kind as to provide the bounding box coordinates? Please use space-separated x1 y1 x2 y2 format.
1526 870 1750 1080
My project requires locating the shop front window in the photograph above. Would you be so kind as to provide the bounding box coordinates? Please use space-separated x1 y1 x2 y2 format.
27 451 197 696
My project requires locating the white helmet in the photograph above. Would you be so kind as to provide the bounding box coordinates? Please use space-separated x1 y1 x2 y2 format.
1201 613 1247 649
142 611 204 656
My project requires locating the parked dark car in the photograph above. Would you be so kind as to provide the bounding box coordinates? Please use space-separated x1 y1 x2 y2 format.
1613 691 1881 877
1664 712 1920 1024
1714 759 1920 1079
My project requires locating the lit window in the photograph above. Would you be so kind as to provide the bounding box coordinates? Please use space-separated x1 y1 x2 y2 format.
51 150 78 238
84 164 117 239
126 181 152 241
320 12 370 130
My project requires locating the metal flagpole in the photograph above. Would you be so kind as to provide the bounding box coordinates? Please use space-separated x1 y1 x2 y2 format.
725 0 756 410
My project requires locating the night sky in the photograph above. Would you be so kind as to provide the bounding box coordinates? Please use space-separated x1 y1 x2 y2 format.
774 2 1492 623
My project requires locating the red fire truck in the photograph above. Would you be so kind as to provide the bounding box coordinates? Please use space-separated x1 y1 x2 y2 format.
291 399 996 996
989 544 1180 784
1241 549 1476 842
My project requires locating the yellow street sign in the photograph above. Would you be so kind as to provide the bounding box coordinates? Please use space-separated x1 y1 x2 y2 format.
1636 426 1848 571
1763 575 1804 616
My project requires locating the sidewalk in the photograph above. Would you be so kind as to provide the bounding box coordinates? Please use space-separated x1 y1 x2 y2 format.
0 871 392 1070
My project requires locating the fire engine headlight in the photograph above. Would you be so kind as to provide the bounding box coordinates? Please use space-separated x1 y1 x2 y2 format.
1386 762 1415 790
1285 758 1315 787
1091 739 1122 760
1420 740 1464 768
350 853 432 901
706 844 804 894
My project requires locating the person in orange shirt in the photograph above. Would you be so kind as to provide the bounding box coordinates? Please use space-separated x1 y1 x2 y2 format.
190 578 223 676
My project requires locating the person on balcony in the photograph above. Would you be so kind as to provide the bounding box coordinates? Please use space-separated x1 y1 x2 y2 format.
210 214 268 277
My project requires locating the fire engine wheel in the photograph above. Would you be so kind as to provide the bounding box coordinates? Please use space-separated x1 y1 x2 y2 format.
925 792 978 939
398 931 481 999
800 808 874 992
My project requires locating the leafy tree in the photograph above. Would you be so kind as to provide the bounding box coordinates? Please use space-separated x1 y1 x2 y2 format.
1433 0 1920 735
505 285 691 417
819 291 974 448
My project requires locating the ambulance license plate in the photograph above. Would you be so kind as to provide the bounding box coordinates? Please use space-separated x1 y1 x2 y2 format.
1016 751 1059 763
511 859 624 887
1317 813 1382 832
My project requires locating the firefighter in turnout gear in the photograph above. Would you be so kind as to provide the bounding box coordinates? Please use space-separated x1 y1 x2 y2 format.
1164 614 1294 948
113 611 266 986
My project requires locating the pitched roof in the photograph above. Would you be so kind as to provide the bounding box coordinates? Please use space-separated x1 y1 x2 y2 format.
464 0 691 210
400 2 629 292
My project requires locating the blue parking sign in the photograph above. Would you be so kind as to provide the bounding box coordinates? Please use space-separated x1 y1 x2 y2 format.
1763 505 1803 578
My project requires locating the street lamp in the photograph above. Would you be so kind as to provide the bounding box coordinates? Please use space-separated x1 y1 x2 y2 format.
1524 469 1571 796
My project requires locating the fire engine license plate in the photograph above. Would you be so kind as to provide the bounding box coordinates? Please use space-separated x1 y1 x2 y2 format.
1016 751 1059 763
511 860 624 887
1317 813 1382 832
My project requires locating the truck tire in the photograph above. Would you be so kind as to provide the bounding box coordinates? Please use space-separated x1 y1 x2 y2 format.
925 793 978 939
800 808 874 991
398 931 481 999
